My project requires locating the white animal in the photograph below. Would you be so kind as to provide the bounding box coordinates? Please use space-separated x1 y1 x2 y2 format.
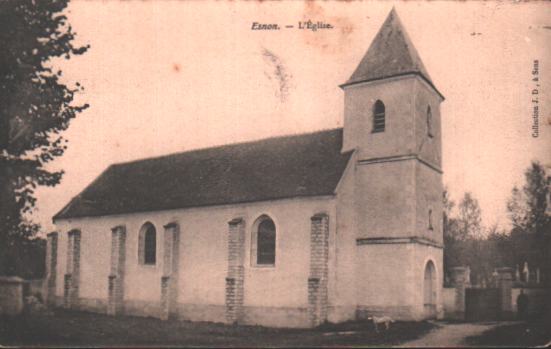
368 315 395 332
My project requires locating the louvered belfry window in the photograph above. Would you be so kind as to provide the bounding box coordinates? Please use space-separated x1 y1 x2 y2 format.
372 100 385 133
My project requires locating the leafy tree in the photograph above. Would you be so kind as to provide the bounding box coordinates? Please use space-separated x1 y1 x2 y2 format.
507 186 530 230
457 192 483 240
445 163 550 286
522 162 549 233
443 190 499 284
507 161 550 232
443 188 462 282
443 188 456 238
506 161 551 284
0 0 88 275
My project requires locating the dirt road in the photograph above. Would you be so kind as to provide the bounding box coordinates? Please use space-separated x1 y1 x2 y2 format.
397 321 516 347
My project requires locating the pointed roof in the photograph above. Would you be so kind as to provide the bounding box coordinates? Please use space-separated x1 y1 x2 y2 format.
342 8 443 98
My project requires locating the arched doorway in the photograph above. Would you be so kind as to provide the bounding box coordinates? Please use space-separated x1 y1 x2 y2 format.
423 260 437 319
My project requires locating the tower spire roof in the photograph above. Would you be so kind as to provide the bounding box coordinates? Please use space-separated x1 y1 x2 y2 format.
342 8 441 97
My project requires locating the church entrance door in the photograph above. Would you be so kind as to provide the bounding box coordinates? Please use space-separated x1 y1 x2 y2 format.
423 261 437 319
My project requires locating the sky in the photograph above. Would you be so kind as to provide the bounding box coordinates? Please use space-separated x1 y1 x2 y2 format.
34 0 551 234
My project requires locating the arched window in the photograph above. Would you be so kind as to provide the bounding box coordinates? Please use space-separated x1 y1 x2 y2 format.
372 100 385 133
139 222 156 265
251 215 276 266
427 106 433 137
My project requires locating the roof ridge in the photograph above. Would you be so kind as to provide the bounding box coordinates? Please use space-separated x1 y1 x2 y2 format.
53 126 351 220
113 127 344 167
391 9 432 81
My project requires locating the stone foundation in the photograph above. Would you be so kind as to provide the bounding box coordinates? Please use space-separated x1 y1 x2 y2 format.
327 305 356 323
242 306 309 328
356 305 416 320
49 297 311 327
176 303 226 323
78 297 109 313
355 242 443 321
124 299 162 318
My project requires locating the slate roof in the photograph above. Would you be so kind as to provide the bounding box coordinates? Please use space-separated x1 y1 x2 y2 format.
53 128 353 220
342 8 443 99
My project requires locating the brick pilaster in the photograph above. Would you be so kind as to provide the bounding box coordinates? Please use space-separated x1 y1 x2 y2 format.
161 222 180 320
225 217 245 324
64 230 81 309
308 277 320 325
108 225 126 316
45 232 58 307
63 274 72 308
308 213 329 327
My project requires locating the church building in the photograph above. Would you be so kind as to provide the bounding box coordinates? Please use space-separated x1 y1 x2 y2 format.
46 9 445 328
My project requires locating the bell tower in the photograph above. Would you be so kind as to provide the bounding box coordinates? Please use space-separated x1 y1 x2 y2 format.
342 8 445 320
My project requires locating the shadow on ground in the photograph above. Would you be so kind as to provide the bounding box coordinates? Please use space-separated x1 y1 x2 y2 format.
465 316 551 348
0 309 435 347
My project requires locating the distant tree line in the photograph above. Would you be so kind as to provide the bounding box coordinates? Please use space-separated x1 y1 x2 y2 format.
444 161 551 287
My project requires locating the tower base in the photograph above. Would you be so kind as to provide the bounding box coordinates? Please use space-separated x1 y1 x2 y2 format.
355 239 443 321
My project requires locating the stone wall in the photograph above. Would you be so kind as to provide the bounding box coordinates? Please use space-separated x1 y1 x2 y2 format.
331 150 357 324
496 267 513 319
355 160 416 240
511 287 548 318
0 276 26 315
442 287 455 316
53 196 335 328
355 242 443 321
440 267 545 321
342 76 418 157
446 266 470 320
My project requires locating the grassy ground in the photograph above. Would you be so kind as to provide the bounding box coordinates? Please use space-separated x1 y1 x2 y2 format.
0 309 435 347
465 316 551 347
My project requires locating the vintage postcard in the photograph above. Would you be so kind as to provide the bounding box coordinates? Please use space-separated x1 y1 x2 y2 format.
0 0 550 347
